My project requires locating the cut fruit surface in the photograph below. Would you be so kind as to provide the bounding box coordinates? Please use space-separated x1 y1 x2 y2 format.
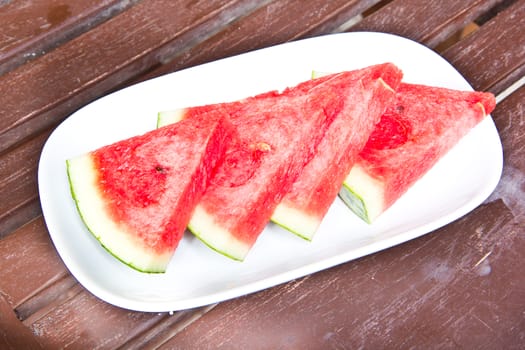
271 63 403 240
158 67 402 260
67 110 233 272
340 83 496 223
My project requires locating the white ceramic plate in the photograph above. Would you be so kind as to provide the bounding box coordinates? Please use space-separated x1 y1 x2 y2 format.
38 32 503 312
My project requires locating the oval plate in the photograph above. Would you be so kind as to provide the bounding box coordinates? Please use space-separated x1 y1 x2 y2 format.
38 32 503 312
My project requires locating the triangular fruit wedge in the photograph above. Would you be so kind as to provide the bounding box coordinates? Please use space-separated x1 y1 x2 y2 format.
271 63 403 240
339 83 496 223
158 66 403 260
67 110 234 273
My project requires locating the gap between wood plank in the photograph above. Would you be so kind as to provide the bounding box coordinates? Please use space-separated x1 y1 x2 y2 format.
0 0 141 76
118 304 218 350
155 0 273 65
0 0 274 157
496 74 525 103
0 293 43 349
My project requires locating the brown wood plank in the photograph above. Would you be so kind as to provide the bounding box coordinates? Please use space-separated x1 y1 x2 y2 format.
0 129 51 238
0 217 68 308
487 85 525 217
0 0 139 76
27 289 162 349
0 0 265 154
18 275 79 324
24 291 220 350
0 218 221 348
442 0 525 94
0 199 42 241
0 294 43 350
159 197 525 349
138 0 383 82
351 0 508 48
116 305 216 349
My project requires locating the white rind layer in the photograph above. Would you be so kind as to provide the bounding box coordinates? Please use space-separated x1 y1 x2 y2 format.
67 155 172 273
271 203 321 241
157 109 186 127
159 110 252 261
188 205 251 261
274 71 394 229
340 164 385 223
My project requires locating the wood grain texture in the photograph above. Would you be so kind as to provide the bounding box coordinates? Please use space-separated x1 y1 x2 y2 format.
0 0 523 348
0 0 265 154
0 294 43 350
159 199 525 349
0 0 139 76
27 290 164 349
442 0 525 94
118 305 217 349
0 217 67 308
0 0 268 238
137 0 382 82
487 85 525 218
0 216 220 349
0 129 51 238
351 0 508 47
18 275 79 324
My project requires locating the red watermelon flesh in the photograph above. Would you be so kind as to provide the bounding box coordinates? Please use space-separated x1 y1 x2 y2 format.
158 66 402 260
185 84 342 260
340 83 496 223
271 63 403 240
66 109 234 272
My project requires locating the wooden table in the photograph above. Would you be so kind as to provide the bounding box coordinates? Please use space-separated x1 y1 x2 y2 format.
1 0 524 348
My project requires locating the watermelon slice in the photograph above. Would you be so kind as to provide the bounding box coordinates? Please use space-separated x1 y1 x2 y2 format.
271 63 403 240
159 83 336 260
158 65 403 260
67 110 233 273
340 83 496 223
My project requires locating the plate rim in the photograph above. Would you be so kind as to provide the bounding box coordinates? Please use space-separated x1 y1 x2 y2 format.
37 31 503 312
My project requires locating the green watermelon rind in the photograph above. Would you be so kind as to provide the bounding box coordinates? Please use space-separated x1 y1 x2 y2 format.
157 112 244 261
66 156 170 273
271 204 321 241
311 70 391 225
158 110 255 261
269 68 344 239
191 234 243 261
338 184 371 224
159 109 316 247
187 205 251 261
340 164 386 224
313 69 374 224
187 225 244 262
157 109 186 128
271 221 312 242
